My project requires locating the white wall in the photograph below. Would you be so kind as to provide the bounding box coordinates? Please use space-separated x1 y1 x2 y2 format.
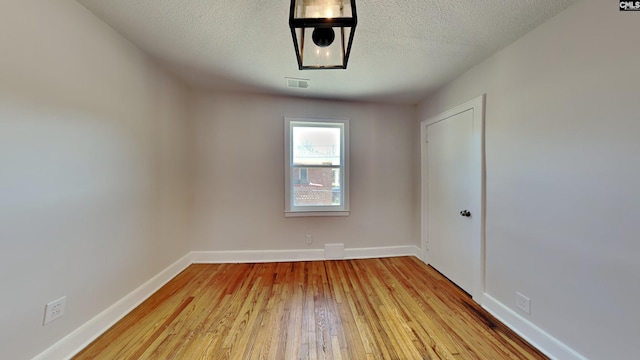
0 1 191 359
8 0 635 359
418 0 640 359
190 91 418 253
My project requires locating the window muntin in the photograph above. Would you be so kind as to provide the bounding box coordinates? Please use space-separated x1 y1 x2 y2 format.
285 118 349 216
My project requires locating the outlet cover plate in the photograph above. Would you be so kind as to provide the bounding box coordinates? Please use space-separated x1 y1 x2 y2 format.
43 296 66 325
516 292 531 315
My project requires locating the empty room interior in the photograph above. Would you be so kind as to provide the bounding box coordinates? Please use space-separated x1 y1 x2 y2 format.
1 0 638 359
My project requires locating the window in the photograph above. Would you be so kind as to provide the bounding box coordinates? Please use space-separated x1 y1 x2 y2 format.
285 118 349 216
294 168 308 185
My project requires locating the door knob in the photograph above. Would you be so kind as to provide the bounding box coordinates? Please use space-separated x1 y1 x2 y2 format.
460 210 471 217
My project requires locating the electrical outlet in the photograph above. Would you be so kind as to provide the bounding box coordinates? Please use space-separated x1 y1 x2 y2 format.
305 235 313 244
43 296 66 325
516 292 531 315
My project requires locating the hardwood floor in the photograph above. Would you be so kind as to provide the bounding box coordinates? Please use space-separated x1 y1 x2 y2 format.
74 257 547 359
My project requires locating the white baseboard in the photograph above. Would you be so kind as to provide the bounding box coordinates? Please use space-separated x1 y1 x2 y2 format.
32 253 193 360
33 245 420 359
191 245 421 263
481 294 587 360
345 245 421 259
191 248 324 263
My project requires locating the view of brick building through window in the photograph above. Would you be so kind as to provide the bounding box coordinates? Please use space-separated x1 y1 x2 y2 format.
292 166 340 206
292 126 341 207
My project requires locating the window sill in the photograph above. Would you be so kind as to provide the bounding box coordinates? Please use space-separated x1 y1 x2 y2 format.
284 211 350 217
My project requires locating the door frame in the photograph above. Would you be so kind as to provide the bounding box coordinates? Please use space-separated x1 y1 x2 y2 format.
420 94 486 303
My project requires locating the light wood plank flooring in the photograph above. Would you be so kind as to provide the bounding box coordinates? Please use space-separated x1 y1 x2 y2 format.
74 257 547 359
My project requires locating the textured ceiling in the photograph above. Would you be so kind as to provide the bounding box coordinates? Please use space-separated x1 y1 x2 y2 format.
77 0 578 104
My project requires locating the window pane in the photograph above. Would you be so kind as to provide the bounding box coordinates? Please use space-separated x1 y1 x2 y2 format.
292 126 341 166
293 167 341 207
293 0 353 19
301 27 344 67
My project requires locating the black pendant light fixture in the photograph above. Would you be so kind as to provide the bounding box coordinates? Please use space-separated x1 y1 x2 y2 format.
289 0 357 70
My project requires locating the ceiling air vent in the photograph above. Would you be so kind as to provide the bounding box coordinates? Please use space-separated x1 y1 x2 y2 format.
285 77 309 89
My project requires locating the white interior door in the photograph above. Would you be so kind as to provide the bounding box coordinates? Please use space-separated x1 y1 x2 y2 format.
426 107 477 295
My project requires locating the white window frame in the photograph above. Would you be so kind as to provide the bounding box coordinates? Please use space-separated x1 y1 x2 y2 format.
284 117 350 217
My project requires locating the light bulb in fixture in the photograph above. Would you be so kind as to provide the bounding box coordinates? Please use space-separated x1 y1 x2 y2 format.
312 27 335 47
